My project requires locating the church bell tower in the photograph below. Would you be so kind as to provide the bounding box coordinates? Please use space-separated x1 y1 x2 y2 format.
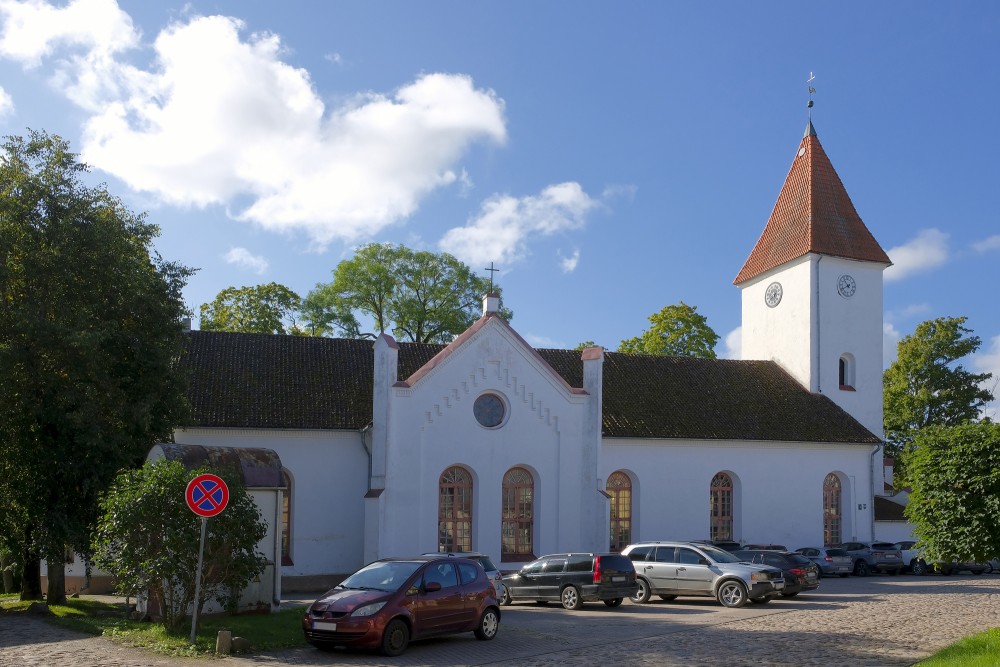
734 120 892 438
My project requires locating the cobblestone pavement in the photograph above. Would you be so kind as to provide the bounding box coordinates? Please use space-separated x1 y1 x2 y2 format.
3 574 999 667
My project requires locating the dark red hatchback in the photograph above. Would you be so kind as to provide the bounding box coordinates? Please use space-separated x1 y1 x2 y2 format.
302 555 500 656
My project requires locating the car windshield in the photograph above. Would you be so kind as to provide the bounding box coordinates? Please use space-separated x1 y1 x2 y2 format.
699 545 742 563
338 561 424 592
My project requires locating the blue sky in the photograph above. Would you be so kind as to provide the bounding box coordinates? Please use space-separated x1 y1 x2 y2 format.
1 1 998 414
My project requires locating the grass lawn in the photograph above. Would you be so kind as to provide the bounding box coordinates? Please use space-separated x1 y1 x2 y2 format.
0 593 309 657
916 628 1000 667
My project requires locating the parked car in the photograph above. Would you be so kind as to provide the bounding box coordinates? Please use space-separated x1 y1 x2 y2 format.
985 558 1000 574
742 543 787 551
735 550 820 596
621 541 785 608
423 551 505 601
891 540 921 572
499 552 638 609
910 557 989 576
836 541 904 576
690 539 743 552
302 555 500 656
795 547 853 577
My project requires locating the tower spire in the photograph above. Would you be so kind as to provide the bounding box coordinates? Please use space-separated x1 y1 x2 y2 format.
806 72 817 137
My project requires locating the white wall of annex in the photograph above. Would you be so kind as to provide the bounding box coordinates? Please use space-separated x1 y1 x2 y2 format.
602 438 877 548
173 428 368 577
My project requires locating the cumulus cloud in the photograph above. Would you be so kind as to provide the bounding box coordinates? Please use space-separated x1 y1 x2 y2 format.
972 334 1000 421
224 247 269 274
884 229 949 282
0 5 507 248
439 182 598 267
973 235 1000 253
559 249 580 273
720 326 741 359
0 85 12 116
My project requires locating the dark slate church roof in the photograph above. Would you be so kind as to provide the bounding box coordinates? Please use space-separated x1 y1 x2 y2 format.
180 330 880 445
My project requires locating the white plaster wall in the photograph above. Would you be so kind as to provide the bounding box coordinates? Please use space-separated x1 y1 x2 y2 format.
173 428 369 577
602 438 877 549
740 257 815 389
816 257 886 438
875 522 915 544
380 322 596 568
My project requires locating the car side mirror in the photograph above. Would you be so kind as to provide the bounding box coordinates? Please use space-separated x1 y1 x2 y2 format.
699 558 710 566
424 581 442 593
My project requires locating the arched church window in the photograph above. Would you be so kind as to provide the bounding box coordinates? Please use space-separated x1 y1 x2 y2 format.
501 467 534 561
438 466 473 552
839 354 856 390
607 471 632 551
824 473 842 546
281 470 293 566
710 472 734 541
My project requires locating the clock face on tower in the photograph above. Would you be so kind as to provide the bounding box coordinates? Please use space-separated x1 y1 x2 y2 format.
473 393 506 428
837 274 857 298
764 282 783 308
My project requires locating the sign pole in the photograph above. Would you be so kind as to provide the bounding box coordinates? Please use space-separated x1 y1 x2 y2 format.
190 516 208 644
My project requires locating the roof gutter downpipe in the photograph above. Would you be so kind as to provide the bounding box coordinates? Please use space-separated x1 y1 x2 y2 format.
360 423 373 491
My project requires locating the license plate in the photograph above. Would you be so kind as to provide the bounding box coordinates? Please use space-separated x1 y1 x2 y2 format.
313 621 337 631
807 572 817 579
612 575 625 582
774 582 784 589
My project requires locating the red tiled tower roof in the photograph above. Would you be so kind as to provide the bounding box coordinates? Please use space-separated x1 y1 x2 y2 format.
734 121 891 285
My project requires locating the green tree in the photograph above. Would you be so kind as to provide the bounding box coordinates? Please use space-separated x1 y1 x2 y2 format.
0 130 192 603
200 283 303 335
618 302 719 358
904 423 1000 564
574 341 598 351
92 460 267 633
305 243 513 343
883 316 993 485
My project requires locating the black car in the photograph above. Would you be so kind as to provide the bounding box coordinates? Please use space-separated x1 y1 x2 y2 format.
500 552 638 609
735 550 821 596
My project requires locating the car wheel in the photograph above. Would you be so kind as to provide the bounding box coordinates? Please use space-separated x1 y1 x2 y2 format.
912 560 928 576
750 596 773 604
984 562 994 575
380 619 410 657
474 608 500 640
659 594 678 601
938 564 953 576
717 580 749 608
854 560 870 577
781 591 800 597
561 585 583 610
630 577 651 604
971 568 986 576
500 587 512 606
604 598 623 608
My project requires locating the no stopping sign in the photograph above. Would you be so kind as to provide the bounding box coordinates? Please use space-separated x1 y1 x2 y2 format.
185 473 229 517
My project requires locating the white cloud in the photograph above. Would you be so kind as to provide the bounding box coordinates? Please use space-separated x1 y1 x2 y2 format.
224 247 269 274
523 333 566 349
972 334 1000 421
559 248 580 273
973 235 1000 253
883 321 902 366
884 229 949 282
439 182 598 267
0 0 138 67
324 52 343 65
601 183 637 202
0 7 507 248
720 326 741 359
0 85 12 116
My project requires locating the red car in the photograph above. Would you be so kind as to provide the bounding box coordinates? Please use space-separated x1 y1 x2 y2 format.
302 555 500 656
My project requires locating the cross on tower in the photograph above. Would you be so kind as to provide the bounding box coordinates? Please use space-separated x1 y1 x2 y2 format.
484 262 500 291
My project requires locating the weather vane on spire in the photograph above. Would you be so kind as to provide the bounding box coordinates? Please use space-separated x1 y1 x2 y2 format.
485 262 500 292
807 72 816 118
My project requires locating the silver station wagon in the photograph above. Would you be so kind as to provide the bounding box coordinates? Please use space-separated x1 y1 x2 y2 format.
622 541 785 608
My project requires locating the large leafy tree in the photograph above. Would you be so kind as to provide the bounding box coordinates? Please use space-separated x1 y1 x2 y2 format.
883 316 993 485
904 423 1000 564
92 460 267 633
304 243 512 343
200 283 303 335
0 130 192 602
618 302 719 358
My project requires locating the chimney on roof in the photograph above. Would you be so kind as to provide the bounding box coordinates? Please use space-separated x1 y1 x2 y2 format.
482 293 500 316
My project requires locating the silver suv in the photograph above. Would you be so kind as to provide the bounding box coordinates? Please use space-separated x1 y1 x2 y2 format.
621 541 785 608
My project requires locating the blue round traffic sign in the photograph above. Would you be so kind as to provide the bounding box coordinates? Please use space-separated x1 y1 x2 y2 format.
185 473 229 517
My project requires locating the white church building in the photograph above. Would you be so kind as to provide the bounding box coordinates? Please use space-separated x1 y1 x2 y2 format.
173 120 893 590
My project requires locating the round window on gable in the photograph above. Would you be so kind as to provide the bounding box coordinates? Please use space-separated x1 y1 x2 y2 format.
473 393 506 428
